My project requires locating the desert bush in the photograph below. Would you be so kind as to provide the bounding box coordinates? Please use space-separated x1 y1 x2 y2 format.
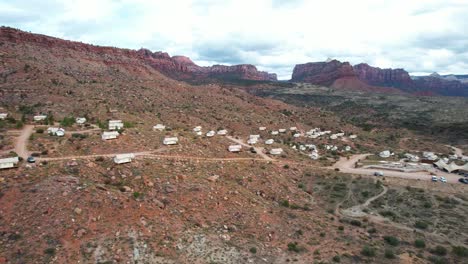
250 247 257 254
383 236 399 246
414 239 426 248
36 128 44 134
332 255 341 262
430 245 447 256
350 220 362 227
452 246 468 257
384 249 396 259
414 221 429 230
361 246 376 257
287 242 305 253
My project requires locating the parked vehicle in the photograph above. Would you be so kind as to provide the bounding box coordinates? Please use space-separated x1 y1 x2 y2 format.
431 176 438 182
458 178 468 184
439 176 447 183
26 156 36 163
374 171 384 177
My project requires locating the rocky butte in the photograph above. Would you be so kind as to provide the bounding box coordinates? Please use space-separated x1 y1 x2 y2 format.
0 26 277 83
291 59 468 96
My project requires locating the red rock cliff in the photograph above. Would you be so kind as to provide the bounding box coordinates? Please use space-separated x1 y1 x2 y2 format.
0 27 277 82
291 60 356 86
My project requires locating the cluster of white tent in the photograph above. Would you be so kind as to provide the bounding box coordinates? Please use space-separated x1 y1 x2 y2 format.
47 127 65 137
193 126 228 137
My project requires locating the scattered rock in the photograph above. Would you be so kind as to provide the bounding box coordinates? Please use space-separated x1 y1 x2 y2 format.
153 199 165 209
74 207 82 215
76 228 86 238
207 175 219 182
164 184 176 193
120 186 132 192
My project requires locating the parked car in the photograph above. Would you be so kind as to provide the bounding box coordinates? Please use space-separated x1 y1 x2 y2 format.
458 178 468 184
374 171 384 177
431 176 438 182
26 156 36 163
439 176 447 183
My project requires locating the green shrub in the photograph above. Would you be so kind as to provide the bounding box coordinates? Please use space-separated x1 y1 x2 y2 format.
338 226 344 231
44 248 56 255
249 247 257 254
283 164 290 169
332 255 341 262
361 246 376 257
133 192 141 199
60 116 75 127
414 221 429 230
350 220 362 227
367 227 377 234
430 246 447 256
280 200 290 207
414 239 426 248
124 121 134 128
383 236 399 246
452 246 468 257
384 249 395 259
287 242 304 253
36 128 44 134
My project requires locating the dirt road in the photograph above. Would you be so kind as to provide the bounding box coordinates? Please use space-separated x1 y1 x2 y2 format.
332 154 462 184
14 125 34 159
226 136 273 161
447 145 464 157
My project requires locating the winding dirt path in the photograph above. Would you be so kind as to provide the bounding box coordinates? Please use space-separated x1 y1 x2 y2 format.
226 136 273 161
341 185 388 217
14 125 34 159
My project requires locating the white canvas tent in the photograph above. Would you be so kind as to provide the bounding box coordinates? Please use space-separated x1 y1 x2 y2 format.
76 117 86 124
153 124 166 131
102 131 119 140
163 137 179 145
270 148 284 155
109 120 124 130
228 145 242 152
114 153 135 164
0 157 19 169
0 113 7 120
33 115 47 121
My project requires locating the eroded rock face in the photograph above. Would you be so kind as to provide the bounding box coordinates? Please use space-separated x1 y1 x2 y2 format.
0 27 277 82
290 58 468 96
353 63 413 88
291 60 356 86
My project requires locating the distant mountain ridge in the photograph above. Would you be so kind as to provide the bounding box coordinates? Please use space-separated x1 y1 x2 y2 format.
0 26 277 83
291 59 468 96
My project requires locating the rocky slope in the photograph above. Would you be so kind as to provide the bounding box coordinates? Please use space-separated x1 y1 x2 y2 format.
291 60 468 96
0 27 277 83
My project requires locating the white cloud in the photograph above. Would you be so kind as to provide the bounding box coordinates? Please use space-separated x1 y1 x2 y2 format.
1 0 467 79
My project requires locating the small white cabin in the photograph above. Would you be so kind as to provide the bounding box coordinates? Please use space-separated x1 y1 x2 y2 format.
349 135 357 139
109 120 124 130
228 145 242 153
259 127 267 131
270 148 284 155
114 153 135 164
193 126 202 132
217 129 228 136
206 130 216 137
153 124 166 131
278 129 286 133
195 131 202 136
293 133 301 138
290 127 297 131
163 137 179 145
271 131 279 135
344 146 351 151
33 115 47 121
330 134 338 140
76 117 87 124
299 145 306 151
0 157 19 169
102 131 119 140
0 113 8 120
265 139 274 145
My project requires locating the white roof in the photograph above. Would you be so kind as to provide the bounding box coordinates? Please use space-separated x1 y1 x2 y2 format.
115 153 135 159
259 127 267 131
206 131 216 137
193 126 202 132
270 148 283 155
265 139 274 144
249 134 260 139
228 145 242 152
153 124 165 129
109 120 123 123
0 157 19 164
217 129 227 135
290 127 297 131
103 131 119 136
278 129 286 133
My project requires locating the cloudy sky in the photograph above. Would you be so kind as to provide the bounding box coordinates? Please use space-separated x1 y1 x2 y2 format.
1 0 467 79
